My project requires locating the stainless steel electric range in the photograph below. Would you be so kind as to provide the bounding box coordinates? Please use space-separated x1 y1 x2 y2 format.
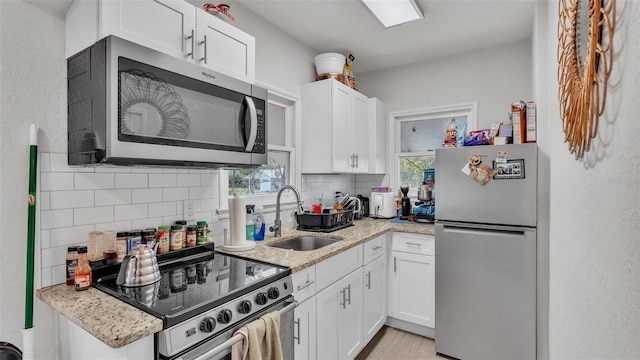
94 245 294 360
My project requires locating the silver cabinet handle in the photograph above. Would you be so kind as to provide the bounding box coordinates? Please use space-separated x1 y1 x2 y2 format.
355 154 359 168
297 280 315 291
394 256 397 272
346 284 351 306
366 271 371 290
406 242 423 248
294 318 301 345
200 35 208 63
186 29 194 59
372 245 382 251
340 288 346 309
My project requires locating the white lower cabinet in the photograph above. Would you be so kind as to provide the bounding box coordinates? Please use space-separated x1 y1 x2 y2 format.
363 254 386 344
294 297 317 360
389 233 435 328
316 268 364 360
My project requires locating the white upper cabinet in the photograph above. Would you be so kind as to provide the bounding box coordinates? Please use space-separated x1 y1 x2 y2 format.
302 79 384 174
65 0 255 83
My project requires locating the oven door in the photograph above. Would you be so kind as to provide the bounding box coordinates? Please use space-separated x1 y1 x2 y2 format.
166 297 295 360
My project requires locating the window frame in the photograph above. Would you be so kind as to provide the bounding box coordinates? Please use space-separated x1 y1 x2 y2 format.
390 102 478 197
218 84 301 209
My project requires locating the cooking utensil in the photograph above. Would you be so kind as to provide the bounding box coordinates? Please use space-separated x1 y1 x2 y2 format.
116 243 161 287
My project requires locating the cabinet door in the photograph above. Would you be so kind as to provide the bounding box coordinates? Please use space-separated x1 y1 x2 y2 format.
316 280 341 360
350 91 369 173
363 254 386 344
390 251 435 328
340 268 364 359
330 81 353 173
101 0 195 60
294 297 317 360
196 9 256 83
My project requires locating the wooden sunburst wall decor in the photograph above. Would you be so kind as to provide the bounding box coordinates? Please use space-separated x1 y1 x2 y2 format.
557 0 616 159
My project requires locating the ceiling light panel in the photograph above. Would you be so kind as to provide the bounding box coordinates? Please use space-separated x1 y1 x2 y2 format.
361 0 424 28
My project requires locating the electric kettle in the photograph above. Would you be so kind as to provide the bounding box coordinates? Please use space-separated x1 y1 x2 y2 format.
116 244 161 287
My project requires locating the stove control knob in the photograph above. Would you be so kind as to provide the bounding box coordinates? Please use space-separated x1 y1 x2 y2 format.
255 292 268 305
267 287 280 300
238 300 252 314
218 309 233 324
200 317 216 333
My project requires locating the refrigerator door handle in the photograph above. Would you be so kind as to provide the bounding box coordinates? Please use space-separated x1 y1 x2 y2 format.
442 225 526 237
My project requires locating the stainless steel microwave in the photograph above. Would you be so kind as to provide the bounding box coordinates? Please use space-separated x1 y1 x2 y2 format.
67 36 267 168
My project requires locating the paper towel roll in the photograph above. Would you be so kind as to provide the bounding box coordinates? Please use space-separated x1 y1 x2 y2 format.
228 194 247 246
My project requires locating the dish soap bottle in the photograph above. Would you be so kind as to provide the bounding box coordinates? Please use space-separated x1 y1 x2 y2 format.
253 205 266 241
245 205 255 241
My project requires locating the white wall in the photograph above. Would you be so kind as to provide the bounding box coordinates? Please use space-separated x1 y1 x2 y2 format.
356 39 533 130
537 0 640 358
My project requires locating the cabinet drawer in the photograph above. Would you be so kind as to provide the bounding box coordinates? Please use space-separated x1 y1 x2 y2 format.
292 265 316 303
392 232 434 256
363 234 386 264
316 244 363 291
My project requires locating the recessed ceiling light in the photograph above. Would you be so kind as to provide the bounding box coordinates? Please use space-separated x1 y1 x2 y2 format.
361 0 424 28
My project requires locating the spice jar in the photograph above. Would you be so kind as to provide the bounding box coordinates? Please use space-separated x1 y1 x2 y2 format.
175 220 187 248
196 221 207 245
170 268 183 293
170 225 183 251
74 246 92 291
101 231 117 265
157 226 170 254
186 225 197 247
128 229 143 254
115 231 128 263
66 246 78 286
143 228 157 249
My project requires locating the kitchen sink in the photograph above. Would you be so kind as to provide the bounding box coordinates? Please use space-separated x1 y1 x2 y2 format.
268 236 341 251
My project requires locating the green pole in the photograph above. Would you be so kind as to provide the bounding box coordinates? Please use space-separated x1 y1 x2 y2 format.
25 125 38 330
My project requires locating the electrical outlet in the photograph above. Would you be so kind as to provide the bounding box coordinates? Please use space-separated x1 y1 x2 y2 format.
183 200 196 221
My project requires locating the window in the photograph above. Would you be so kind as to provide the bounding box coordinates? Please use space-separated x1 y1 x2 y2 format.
221 88 298 205
391 103 478 195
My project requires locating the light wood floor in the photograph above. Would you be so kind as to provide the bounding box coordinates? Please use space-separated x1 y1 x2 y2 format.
356 326 450 360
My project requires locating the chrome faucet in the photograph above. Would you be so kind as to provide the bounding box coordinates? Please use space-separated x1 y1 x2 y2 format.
269 185 303 237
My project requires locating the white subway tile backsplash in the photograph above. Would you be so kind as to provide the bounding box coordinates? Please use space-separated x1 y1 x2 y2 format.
95 166 131 173
131 217 163 230
132 167 164 173
115 173 148 189
41 209 73 229
201 198 217 212
52 264 67 286
162 215 184 225
50 153 93 173
95 220 133 233
50 190 94 209
41 246 67 268
74 206 114 225
149 174 177 188
95 189 131 206
75 173 115 190
39 153 50 172
165 168 189 174
114 204 148 221
148 202 177 218
189 186 212 199
40 230 51 249
201 174 218 187
193 211 214 224
39 191 50 211
41 267 52 288
41 172 74 191
51 225 95 248
177 174 201 187
163 187 189 201
132 188 163 204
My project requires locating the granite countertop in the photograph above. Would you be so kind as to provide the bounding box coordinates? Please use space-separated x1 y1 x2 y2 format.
36 218 433 349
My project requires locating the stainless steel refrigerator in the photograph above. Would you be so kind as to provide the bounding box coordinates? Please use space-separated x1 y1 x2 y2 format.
435 143 537 359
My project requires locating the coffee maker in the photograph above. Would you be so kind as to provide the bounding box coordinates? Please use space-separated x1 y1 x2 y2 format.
400 185 412 218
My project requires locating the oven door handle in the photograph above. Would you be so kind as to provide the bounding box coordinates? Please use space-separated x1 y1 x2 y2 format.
190 300 298 360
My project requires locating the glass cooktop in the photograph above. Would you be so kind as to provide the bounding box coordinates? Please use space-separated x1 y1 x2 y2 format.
94 250 290 328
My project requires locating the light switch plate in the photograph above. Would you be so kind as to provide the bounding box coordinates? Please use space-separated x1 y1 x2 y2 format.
183 200 195 221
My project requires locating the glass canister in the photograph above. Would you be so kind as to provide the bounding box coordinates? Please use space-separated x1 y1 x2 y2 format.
101 231 117 265
115 232 129 263
88 231 105 263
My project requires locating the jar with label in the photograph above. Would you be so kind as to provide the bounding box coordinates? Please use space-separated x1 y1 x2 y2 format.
66 246 78 286
170 268 183 293
170 225 183 251
186 265 196 284
157 226 170 254
115 232 128 263
196 262 206 284
101 231 117 265
196 221 207 245
88 231 105 264
175 220 187 248
143 228 157 249
186 225 197 247
128 229 143 254
74 246 92 291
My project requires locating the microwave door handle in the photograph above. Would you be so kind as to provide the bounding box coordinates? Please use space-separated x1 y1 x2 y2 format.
244 96 258 152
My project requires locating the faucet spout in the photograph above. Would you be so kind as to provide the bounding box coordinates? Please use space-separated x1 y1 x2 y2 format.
269 185 302 237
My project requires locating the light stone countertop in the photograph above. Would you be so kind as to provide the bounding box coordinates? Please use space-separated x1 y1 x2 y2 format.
36 218 433 349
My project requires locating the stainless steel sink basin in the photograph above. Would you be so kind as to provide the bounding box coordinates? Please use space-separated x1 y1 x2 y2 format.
269 236 340 251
